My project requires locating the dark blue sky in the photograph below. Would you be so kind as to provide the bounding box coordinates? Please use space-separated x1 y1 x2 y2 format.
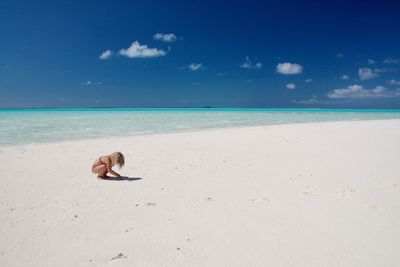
1 0 400 108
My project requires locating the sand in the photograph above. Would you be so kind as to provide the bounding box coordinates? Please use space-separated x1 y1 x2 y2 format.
1 119 400 266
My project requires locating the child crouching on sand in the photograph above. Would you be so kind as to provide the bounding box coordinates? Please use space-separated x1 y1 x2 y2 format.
92 152 125 179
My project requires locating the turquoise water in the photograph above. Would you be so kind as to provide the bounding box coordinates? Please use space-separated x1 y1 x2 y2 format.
1 108 400 146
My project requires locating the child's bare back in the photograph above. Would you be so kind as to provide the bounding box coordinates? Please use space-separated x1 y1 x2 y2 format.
92 152 125 179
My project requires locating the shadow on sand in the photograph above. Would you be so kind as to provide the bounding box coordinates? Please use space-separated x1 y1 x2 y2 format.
100 176 142 182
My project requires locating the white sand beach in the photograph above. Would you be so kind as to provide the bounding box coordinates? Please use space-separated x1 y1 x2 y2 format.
1 119 400 267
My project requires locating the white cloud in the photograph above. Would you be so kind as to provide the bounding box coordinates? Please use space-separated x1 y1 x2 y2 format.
286 83 296 89
375 68 400 73
305 78 312 83
339 74 349 80
99 50 113 60
119 41 166 58
358 68 378 80
153 33 177 42
295 98 319 104
216 73 224 76
81 81 102 86
276 62 303 75
186 63 203 71
336 53 344 58
240 57 262 69
240 57 252 69
327 84 400 98
383 57 400 64
387 79 400 85
368 59 376 65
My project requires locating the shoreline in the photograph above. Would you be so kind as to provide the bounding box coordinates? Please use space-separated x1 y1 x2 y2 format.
2 118 400 150
2 107 400 110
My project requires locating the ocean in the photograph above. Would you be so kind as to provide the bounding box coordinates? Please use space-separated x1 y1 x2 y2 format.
1 108 400 146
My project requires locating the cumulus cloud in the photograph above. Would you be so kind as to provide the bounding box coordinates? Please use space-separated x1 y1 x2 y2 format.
383 57 400 64
99 50 113 60
153 33 177 42
327 84 400 98
387 79 400 85
276 62 303 75
240 58 251 69
358 68 378 80
305 78 312 83
119 41 166 58
339 74 350 80
368 59 376 65
240 57 262 69
185 63 203 71
286 83 296 89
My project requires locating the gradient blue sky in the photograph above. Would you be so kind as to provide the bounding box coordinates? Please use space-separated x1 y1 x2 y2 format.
1 0 400 108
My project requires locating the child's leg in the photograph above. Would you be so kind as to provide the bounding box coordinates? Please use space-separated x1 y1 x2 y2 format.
92 164 108 179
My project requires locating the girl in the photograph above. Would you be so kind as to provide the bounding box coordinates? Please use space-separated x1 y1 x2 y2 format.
92 152 125 179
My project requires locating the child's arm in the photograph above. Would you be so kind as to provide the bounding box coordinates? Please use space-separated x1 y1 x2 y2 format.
106 158 121 177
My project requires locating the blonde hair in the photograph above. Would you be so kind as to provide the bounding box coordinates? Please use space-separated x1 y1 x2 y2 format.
110 152 125 168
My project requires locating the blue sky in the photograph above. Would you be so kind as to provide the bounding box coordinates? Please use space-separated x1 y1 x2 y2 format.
1 0 400 108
